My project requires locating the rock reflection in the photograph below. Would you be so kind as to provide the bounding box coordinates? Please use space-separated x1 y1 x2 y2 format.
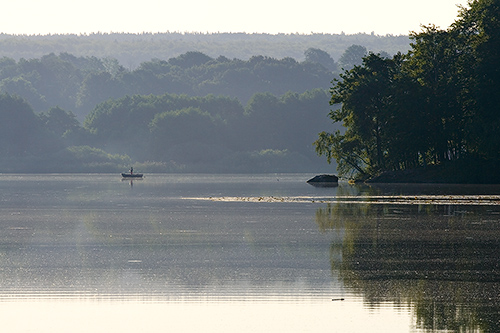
316 202 500 332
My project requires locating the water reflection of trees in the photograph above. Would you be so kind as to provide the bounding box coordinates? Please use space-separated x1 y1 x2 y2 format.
316 202 500 332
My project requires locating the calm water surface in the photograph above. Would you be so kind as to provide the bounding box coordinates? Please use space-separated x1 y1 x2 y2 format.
0 174 499 332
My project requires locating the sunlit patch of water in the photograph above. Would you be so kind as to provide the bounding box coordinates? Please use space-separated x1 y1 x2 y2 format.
187 194 500 205
0 295 418 333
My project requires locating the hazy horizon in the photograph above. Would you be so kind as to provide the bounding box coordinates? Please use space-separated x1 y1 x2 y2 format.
3 0 468 36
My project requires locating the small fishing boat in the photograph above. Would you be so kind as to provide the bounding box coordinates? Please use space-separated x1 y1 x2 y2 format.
121 167 143 178
121 172 143 178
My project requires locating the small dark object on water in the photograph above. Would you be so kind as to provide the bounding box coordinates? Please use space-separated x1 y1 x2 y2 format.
121 167 143 178
307 174 338 187
332 298 345 301
121 173 143 178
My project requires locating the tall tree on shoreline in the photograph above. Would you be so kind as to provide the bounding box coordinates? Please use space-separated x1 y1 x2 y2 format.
315 0 500 179
453 0 500 160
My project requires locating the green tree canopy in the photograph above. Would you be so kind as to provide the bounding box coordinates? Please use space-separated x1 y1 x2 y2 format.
315 0 500 180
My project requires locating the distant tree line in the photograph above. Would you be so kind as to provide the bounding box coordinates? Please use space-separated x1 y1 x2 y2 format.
0 43 393 120
315 0 500 182
77 51 336 114
0 50 338 120
0 88 335 173
84 89 334 172
0 32 411 69
0 34 401 174
0 93 130 172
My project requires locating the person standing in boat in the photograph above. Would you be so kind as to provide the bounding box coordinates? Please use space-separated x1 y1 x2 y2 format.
130 167 133 175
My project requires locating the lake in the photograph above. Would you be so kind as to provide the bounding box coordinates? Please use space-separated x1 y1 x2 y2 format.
0 173 499 332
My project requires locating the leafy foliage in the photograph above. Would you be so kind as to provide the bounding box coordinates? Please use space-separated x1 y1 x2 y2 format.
315 0 500 180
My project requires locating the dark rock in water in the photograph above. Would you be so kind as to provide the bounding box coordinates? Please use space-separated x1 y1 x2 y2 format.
307 174 339 183
307 174 339 187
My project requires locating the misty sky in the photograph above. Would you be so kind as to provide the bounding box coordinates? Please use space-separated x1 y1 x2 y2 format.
3 0 468 35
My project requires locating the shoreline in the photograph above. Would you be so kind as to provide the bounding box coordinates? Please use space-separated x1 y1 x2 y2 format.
366 160 500 184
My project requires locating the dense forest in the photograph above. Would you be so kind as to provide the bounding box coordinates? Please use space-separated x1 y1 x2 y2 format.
0 87 334 173
315 0 500 183
0 40 393 120
0 31 409 173
0 51 334 120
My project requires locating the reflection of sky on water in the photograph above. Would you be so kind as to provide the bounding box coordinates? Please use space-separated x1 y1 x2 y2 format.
0 174 343 302
0 297 415 333
0 174 499 332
